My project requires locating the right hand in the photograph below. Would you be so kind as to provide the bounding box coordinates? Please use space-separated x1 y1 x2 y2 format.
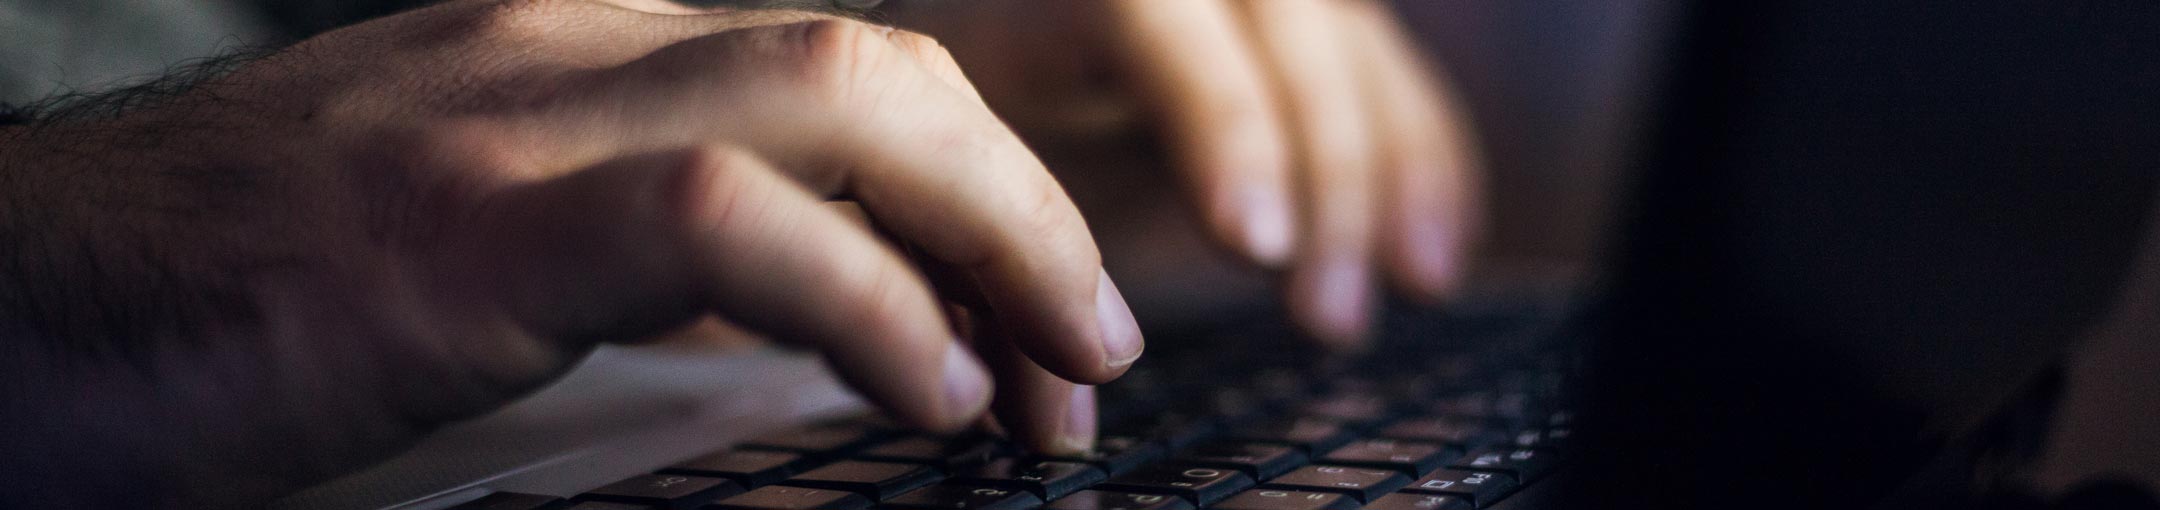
0 1 1134 505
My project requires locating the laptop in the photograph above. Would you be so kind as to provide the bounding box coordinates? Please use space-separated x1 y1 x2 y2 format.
273 1 2160 509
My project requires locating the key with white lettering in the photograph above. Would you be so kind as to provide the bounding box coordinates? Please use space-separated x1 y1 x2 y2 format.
1096 464 1256 506
879 483 1043 510
1259 465 1410 503
578 474 742 509
1363 493 1474 510
1402 469 1518 508
1041 490 1194 510
1212 489 1359 510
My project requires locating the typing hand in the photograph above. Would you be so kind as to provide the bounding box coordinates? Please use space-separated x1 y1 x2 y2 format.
892 0 1483 347
0 1 1130 506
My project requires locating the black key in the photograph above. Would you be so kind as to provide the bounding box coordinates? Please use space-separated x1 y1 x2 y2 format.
854 436 1005 471
1173 442 1307 479
1224 418 1355 454
743 425 883 457
666 450 804 487
1212 490 1358 510
1445 448 1555 483
1378 418 1501 448
450 492 565 510
581 474 743 510
951 459 1106 499
1402 469 1517 508
1540 427 1573 450
778 461 944 500
1043 436 1161 476
1320 439 1454 476
567 503 656 510
1363 493 1473 510
1300 393 1393 425
708 486 871 510
1041 490 1193 510
1260 465 1410 503
1096 464 1255 506
1106 412 1218 450
880 483 1043 510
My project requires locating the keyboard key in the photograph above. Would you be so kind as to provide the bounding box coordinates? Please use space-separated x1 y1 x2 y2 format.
854 436 1005 471
1300 393 1393 425
707 486 871 510
1401 469 1517 508
1260 465 1410 503
1107 412 1218 450
1445 448 1556 483
1097 464 1256 506
1224 418 1355 454
580 474 742 509
1041 490 1193 510
1173 442 1307 479
1363 493 1474 510
449 492 564 510
777 461 943 500
742 425 883 457
880 483 1043 510
1377 418 1501 448
665 450 803 487
1320 439 1453 476
951 459 1105 499
1043 436 1161 476
1212 489 1357 510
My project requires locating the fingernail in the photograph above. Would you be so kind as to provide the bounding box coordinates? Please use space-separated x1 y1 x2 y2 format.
941 343 992 427
1407 214 1458 298
1241 184 1295 267
1315 260 1374 344
1096 270 1145 368
1059 385 1098 454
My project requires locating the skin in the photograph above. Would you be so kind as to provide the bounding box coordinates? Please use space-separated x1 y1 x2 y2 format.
0 0 1483 506
889 0 1486 348
0 1 1138 507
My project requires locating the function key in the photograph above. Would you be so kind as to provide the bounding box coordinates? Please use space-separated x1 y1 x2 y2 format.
742 425 884 458
1106 412 1218 450
1097 464 1256 506
1363 493 1474 510
777 461 943 501
854 436 1006 471
1041 490 1193 510
1224 418 1355 454
448 492 564 510
1212 489 1358 510
1173 442 1307 479
1260 465 1410 503
880 483 1042 510
951 459 1106 500
1445 448 1556 483
579 474 742 509
1402 469 1517 508
1320 439 1454 476
1042 436 1161 476
1377 418 1501 448
707 486 871 510
666 450 804 487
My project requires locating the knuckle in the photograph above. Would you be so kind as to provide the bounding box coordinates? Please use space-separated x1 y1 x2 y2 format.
468 0 583 40
782 19 897 102
840 261 929 343
668 147 769 234
1010 177 1094 266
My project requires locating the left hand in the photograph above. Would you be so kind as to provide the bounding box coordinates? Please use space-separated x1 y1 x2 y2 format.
884 0 1485 347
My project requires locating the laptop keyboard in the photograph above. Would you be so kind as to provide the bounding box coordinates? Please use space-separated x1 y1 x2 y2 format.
451 297 1578 510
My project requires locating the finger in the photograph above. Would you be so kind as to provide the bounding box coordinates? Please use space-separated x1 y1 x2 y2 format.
561 19 1144 384
1098 0 1298 266
448 145 992 431
1236 0 1383 346
918 255 1095 455
1341 1 1483 301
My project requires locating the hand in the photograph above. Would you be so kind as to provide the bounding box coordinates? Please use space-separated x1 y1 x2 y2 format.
887 0 1483 347
0 1 1134 506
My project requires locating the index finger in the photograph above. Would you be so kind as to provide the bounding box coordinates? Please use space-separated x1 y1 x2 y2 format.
561 19 1144 384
